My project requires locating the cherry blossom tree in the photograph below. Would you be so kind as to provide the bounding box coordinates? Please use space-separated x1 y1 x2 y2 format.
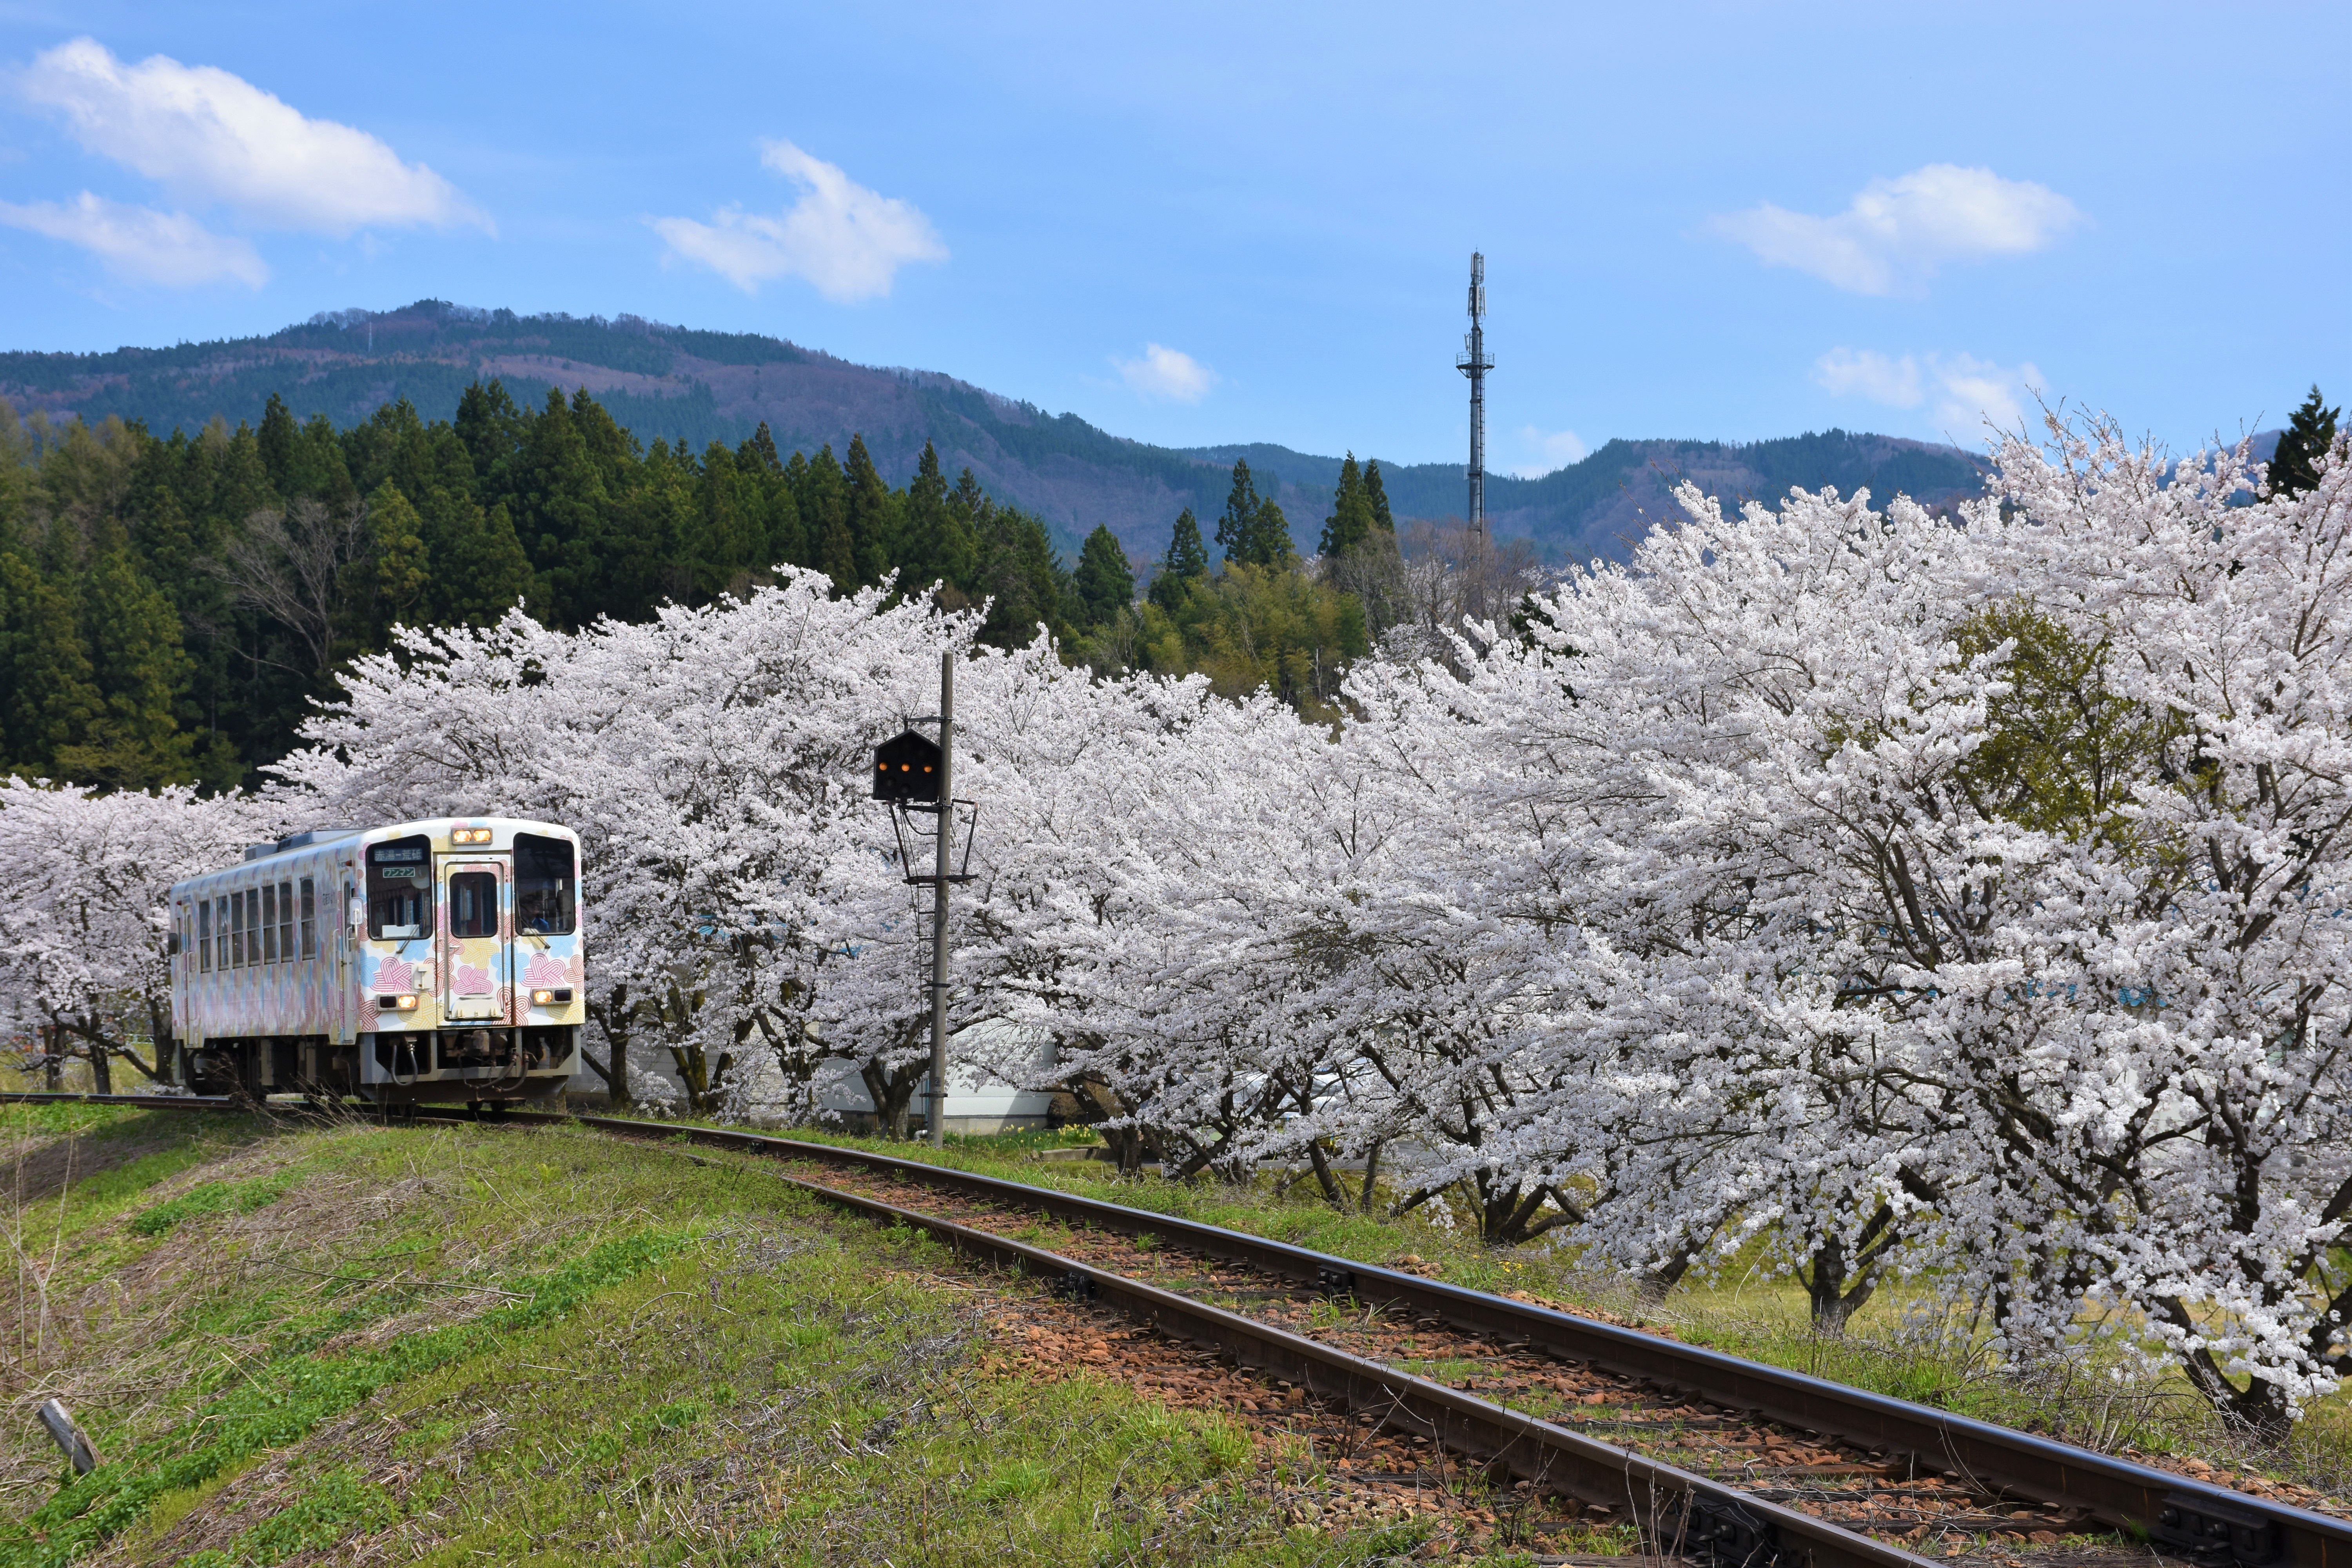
275 569 969 1120
1425 414 2349 1427
0 778 272 1091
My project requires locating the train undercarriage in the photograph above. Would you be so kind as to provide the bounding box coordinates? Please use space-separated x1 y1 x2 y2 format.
181 1026 579 1104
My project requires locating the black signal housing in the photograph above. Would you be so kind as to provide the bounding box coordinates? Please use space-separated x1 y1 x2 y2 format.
871 728 944 805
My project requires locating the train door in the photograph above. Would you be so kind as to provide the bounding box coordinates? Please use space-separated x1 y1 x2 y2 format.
439 857 510 1023
335 877 357 1044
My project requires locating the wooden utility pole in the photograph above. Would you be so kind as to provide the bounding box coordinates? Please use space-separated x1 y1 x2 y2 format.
928 652 954 1148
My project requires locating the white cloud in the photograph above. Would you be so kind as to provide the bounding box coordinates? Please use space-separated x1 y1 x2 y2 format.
0 192 265 286
1928 352 2045 433
1113 343 1216 403
1814 346 2044 434
651 140 945 302
14 37 486 236
1813 347 1924 408
1711 164 2080 295
1510 425 1587 477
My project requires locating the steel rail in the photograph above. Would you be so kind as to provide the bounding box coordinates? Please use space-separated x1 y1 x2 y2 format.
753 1152 1938 1568
0 1093 236 1109
16 1092 2350 1568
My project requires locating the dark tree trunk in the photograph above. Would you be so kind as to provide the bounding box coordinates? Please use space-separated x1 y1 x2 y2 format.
1803 1234 1867 1333
1103 1125 1152 1175
860 1059 927 1141
2155 1292 2299 1443
1640 1243 1699 1304
1474 1172 1578 1246
1801 1204 1900 1334
583 982 634 1107
1303 1140 1348 1207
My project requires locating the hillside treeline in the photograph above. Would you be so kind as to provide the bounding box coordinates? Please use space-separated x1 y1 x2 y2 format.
0 381 1390 789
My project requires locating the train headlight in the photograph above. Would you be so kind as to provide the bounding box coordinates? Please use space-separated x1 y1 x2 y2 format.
531 987 573 1006
377 994 419 1011
452 827 493 845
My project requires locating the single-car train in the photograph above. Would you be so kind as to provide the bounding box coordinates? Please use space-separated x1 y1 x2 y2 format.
167 817 585 1102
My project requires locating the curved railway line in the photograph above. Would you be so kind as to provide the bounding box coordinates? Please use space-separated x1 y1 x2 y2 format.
11 1091 2350 1568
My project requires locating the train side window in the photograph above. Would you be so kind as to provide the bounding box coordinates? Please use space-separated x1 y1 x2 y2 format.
232 889 247 968
215 896 229 971
198 901 211 973
368 836 433 940
262 883 278 963
514 833 577 934
278 880 294 962
300 878 317 958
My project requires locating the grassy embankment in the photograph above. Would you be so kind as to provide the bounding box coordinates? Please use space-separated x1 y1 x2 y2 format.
765 1121 2352 1506
0 1102 1519 1567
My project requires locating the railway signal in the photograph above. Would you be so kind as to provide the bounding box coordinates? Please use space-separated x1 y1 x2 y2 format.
872 651 977 1147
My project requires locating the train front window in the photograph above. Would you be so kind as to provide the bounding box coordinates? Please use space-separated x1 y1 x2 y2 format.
367 837 432 940
515 833 576 934
449 871 499 938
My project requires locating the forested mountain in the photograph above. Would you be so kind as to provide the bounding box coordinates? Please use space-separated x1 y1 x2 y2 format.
2 300 1990 564
0 299 2016 796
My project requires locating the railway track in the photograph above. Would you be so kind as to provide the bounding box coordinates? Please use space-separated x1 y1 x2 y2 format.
14 1091 2352 1568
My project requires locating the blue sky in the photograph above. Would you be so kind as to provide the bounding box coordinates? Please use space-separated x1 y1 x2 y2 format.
0 2 2345 470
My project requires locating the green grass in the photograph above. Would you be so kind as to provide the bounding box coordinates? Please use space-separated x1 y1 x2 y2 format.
0 1104 1541 1565
127 1172 300 1237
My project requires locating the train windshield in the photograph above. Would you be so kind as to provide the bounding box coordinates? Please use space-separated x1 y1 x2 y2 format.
515 833 576 934
367 836 433 940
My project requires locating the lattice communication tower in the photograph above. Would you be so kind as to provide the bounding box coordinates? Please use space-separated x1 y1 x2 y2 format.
1455 251 1494 541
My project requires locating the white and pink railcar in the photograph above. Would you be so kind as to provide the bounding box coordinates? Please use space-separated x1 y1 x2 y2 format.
168 817 585 1103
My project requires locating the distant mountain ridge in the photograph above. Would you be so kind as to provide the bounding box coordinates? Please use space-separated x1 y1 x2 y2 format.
0 299 1991 564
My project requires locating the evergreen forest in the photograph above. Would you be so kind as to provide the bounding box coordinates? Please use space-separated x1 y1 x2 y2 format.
0 381 1389 791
